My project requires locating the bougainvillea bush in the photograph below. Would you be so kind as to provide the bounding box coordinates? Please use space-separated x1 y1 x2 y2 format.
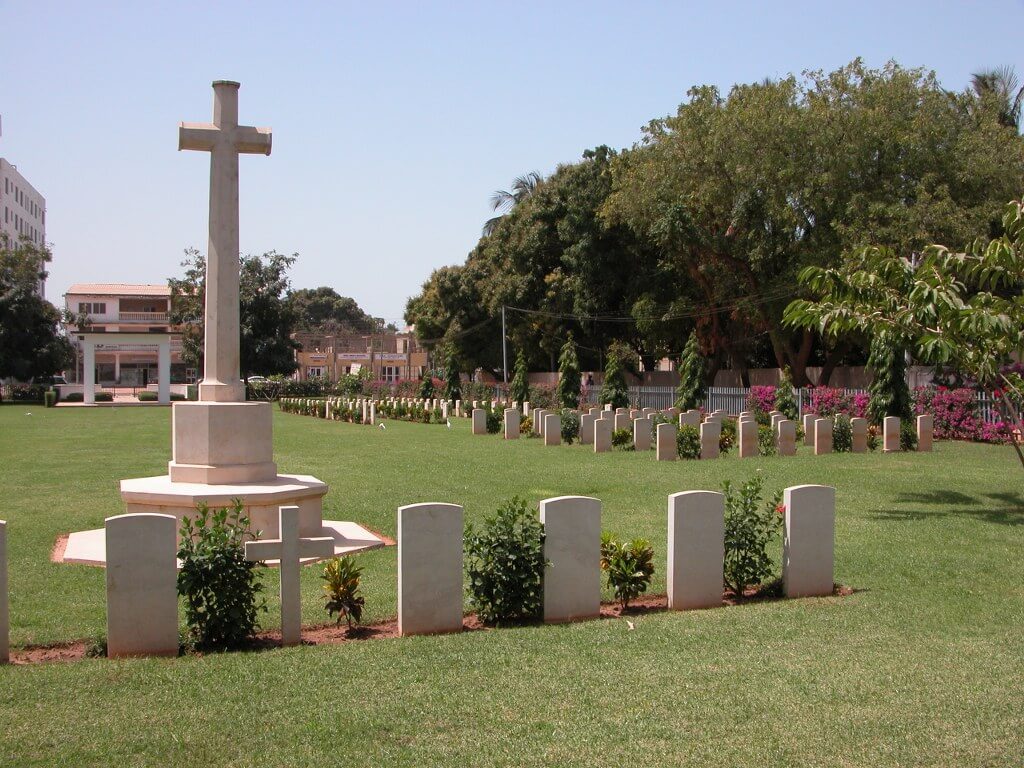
746 386 776 415
913 387 1011 444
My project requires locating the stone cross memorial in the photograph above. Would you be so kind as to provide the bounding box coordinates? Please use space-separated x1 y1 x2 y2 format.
179 80 272 404
245 505 335 646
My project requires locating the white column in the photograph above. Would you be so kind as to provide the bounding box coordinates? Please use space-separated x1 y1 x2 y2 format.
157 337 171 404
83 339 96 405
114 352 121 384
0 520 7 663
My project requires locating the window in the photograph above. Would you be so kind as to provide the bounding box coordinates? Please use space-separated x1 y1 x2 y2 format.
307 366 324 379
382 365 400 382
77 302 107 314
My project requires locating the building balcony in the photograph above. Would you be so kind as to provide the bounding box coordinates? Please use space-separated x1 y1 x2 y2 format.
118 312 169 323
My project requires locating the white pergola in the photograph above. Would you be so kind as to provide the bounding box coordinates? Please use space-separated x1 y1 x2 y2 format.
78 332 173 404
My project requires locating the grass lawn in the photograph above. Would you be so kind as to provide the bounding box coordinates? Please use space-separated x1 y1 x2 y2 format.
0 403 1021 766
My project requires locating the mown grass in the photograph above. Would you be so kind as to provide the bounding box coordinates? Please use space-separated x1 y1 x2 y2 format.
0 404 1021 766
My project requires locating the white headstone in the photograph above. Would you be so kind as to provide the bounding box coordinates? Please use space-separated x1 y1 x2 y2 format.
814 418 833 455
504 408 520 440
883 416 900 452
679 410 701 428
533 409 546 436
738 418 758 458
614 412 630 433
667 491 724 610
633 417 652 451
105 513 179 658
594 417 612 453
783 485 835 598
917 413 933 452
656 422 676 461
0 520 7 664
244 505 334 646
850 417 868 453
540 496 601 622
700 420 721 459
777 419 797 456
472 408 487 435
579 412 596 445
398 503 463 636
802 413 816 445
544 413 561 446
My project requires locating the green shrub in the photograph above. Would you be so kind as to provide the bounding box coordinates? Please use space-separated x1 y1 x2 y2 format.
600 532 655 609
676 424 700 459
464 497 546 626
137 391 158 401
758 425 777 456
485 409 502 434
867 424 880 452
95 391 113 402
900 421 918 452
560 410 580 444
611 427 633 450
520 415 533 435
722 475 783 597
833 415 853 452
62 391 113 403
719 418 736 455
321 557 365 628
177 501 266 650
44 389 56 408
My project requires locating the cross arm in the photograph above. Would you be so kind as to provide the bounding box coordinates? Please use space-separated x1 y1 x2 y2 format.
178 122 219 152
298 537 336 559
234 125 272 155
244 539 281 561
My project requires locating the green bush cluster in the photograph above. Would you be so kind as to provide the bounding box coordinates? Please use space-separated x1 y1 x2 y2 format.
833 415 853 452
321 557 365 628
611 428 634 450
900 421 918 452
464 497 546 626
676 424 700 459
758 425 777 456
722 475 783 597
560 410 580 444
600 533 655 609
177 501 266 650
63 391 113 402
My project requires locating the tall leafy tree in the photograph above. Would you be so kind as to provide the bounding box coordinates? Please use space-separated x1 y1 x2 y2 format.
675 331 706 411
443 346 462 403
0 234 73 382
169 249 300 378
509 349 530 405
865 332 911 425
599 345 629 409
556 332 582 408
287 287 377 334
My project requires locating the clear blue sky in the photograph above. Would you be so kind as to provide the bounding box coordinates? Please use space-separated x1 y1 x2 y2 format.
2 1 1022 322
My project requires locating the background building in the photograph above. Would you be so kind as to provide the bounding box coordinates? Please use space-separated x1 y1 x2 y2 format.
63 284 186 385
293 330 428 382
0 157 47 296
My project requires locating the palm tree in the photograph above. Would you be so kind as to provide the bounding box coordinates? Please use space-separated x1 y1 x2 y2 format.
482 171 543 236
971 66 1024 131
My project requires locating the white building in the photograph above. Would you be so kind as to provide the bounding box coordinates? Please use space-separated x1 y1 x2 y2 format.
0 157 47 296
64 284 186 387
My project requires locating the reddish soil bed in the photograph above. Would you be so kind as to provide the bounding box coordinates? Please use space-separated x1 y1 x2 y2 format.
8 584 853 666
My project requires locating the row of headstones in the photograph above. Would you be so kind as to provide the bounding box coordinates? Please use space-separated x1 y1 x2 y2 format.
474 403 936 459
0 506 333 660
800 412 934 454
399 484 836 635
475 404 729 459
0 481 835 661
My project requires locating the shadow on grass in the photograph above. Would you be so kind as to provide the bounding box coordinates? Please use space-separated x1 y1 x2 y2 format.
871 489 1024 526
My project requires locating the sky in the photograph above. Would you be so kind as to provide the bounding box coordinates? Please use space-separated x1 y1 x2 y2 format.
2 1 1022 323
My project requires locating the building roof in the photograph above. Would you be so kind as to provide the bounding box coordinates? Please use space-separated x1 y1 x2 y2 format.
66 283 170 297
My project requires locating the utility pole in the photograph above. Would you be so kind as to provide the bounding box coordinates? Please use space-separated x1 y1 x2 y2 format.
502 305 508 385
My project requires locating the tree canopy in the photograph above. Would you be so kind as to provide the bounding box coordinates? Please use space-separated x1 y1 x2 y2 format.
406 59 1024 385
0 234 73 381
169 249 300 379
287 287 378 335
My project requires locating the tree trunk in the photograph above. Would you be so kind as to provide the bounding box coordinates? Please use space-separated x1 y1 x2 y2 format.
818 340 851 386
788 330 814 386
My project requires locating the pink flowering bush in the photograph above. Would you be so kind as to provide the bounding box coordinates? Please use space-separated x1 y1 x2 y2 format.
808 387 851 418
746 386 776 414
913 387 1012 444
